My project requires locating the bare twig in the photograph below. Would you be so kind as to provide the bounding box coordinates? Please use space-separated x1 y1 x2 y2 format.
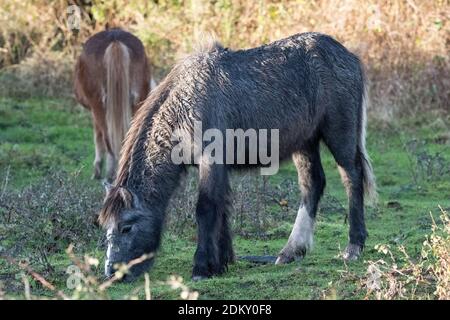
0 254 69 300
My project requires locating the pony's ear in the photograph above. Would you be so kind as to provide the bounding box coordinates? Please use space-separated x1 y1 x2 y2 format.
117 186 142 209
103 181 114 193
131 191 142 209
118 186 133 208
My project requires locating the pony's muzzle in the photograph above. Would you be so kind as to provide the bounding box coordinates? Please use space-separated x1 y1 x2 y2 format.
105 262 115 279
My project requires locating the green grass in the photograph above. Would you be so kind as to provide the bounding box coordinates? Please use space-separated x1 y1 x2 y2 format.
0 97 449 299
0 97 93 186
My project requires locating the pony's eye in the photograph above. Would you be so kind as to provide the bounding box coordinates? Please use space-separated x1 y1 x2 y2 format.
120 225 132 234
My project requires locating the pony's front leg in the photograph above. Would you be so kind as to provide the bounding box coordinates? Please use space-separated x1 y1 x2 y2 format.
192 163 233 280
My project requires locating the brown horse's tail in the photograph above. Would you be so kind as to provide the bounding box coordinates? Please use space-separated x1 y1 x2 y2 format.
359 78 378 206
104 41 131 161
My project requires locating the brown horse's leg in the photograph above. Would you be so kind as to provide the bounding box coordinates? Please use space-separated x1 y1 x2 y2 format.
105 153 116 182
276 142 325 264
91 104 115 182
93 121 106 179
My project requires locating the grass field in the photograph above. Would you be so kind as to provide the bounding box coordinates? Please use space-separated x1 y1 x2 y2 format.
0 97 449 299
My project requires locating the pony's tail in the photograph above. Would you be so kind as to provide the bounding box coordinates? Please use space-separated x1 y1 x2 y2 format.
358 75 378 206
104 41 131 160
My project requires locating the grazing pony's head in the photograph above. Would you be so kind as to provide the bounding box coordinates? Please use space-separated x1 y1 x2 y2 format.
99 183 160 281
97 69 171 281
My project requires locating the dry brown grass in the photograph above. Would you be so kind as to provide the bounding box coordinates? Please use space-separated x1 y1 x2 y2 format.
0 51 74 98
0 0 448 116
363 206 450 300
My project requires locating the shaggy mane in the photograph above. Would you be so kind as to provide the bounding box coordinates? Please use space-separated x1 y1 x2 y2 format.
98 37 224 227
192 33 224 54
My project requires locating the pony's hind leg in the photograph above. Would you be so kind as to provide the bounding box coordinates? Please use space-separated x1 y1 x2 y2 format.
93 123 106 179
337 161 366 260
276 143 325 264
323 128 367 260
192 162 233 280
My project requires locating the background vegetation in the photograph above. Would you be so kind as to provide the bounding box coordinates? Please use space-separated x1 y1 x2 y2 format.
0 0 449 300
0 0 448 117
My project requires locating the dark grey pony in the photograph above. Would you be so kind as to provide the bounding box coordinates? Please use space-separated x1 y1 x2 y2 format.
99 32 377 281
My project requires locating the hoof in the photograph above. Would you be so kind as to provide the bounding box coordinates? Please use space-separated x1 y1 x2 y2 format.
192 275 209 282
275 252 301 265
343 243 363 261
275 246 306 265
275 255 293 265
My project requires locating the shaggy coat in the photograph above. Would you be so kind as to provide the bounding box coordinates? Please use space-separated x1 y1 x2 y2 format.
99 32 376 280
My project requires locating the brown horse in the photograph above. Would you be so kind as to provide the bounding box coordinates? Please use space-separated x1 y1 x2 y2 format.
74 28 152 181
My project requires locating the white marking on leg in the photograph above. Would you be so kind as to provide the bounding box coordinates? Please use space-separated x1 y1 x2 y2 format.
287 205 315 251
276 206 315 264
